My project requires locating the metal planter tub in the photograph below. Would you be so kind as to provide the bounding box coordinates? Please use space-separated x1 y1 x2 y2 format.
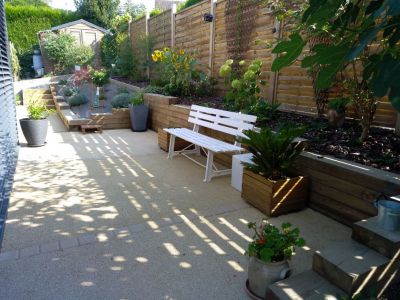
19 118 48 147
375 195 400 231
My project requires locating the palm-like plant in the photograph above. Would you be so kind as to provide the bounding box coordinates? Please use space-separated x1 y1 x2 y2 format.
239 126 306 180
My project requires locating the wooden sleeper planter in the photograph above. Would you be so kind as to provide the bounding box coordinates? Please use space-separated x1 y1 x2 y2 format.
242 169 309 217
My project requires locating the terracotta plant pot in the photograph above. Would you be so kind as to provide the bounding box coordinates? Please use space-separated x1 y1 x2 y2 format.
247 257 291 299
327 109 345 128
242 170 309 217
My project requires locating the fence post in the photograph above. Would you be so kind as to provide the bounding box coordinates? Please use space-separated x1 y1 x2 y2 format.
208 0 217 77
146 11 150 79
267 18 283 104
171 3 177 48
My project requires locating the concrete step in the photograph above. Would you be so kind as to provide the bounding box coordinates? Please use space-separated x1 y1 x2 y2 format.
352 216 400 258
312 240 389 296
55 101 70 110
267 270 344 300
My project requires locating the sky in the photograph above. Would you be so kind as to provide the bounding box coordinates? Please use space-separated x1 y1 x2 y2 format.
48 0 155 11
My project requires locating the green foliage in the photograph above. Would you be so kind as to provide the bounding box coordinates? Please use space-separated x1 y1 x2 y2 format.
238 126 306 180
130 93 144 106
41 32 76 73
219 59 266 112
111 93 131 108
6 0 48 6
247 220 305 263
150 8 162 17
27 99 50 119
246 100 280 124
177 0 203 12
58 79 68 85
5 3 78 77
144 85 166 95
122 1 145 19
100 33 118 68
68 93 88 106
67 45 94 67
327 97 351 113
64 87 74 97
114 37 139 80
74 0 120 28
152 48 213 97
10 42 20 80
89 68 110 87
271 0 400 113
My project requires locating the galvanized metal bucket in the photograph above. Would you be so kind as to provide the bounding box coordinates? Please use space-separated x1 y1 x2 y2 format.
374 195 400 231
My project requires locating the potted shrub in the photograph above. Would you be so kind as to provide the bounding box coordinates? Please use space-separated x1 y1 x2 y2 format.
327 97 351 128
19 99 52 147
239 126 309 216
128 93 149 132
246 220 305 299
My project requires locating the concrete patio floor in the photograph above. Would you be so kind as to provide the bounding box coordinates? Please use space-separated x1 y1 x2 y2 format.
0 110 351 299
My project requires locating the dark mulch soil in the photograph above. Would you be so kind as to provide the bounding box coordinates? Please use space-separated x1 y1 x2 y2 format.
264 111 400 174
175 95 226 109
111 77 149 88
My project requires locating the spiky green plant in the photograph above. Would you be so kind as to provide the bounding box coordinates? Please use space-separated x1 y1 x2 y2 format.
239 126 306 180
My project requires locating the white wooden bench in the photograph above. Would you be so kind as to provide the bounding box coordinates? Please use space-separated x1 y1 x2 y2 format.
164 105 257 182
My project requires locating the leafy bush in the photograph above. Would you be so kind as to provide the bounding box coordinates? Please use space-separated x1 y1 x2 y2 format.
177 0 203 12
5 4 78 77
246 100 280 124
100 33 118 68
327 97 351 113
130 93 144 106
150 8 162 17
247 220 305 263
10 42 20 80
63 87 74 97
111 93 131 108
68 93 88 106
89 68 110 87
239 125 306 180
219 59 266 112
143 85 166 95
115 37 139 80
66 45 94 67
41 32 76 73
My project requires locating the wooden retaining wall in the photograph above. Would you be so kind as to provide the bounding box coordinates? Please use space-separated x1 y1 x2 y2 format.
90 109 131 130
144 92 400 226
129 0 399 129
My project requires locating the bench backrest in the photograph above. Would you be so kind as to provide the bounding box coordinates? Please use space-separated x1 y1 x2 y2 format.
188 105 257 139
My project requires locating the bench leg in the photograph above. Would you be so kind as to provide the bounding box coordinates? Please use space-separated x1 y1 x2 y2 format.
194 145 201 156
168 134 176 159
204 150 214 182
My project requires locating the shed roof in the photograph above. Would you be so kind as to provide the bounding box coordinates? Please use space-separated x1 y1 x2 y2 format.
46 19 109 33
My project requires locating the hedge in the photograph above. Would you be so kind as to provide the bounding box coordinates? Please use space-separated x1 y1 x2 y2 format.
5 4 78 54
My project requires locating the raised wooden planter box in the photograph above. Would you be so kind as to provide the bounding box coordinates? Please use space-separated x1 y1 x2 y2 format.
158 129 192 151
242 169 309 217
90 108 130 130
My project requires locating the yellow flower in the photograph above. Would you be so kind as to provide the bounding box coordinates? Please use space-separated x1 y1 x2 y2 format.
180 49 185 55
163 47 170 52
152 53 158 62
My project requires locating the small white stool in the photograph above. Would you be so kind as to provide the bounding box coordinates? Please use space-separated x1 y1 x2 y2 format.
231 153 253 192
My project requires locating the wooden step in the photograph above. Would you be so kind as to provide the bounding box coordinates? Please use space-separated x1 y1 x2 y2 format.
54 96 65 103
352 216 400 258
267 270 344 300
312 240 389 296
23 88 51 95
55 101 70 110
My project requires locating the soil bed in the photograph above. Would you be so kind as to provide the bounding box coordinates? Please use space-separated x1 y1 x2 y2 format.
111 77 149 88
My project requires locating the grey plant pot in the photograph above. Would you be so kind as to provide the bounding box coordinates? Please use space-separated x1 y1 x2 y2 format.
19 118 48 147
129 104 149 132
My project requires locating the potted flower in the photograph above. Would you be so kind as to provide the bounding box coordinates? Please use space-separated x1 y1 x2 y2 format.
19 99 52 147
327 97 351 128
246 220 306 299
128 93 149 132
239 125 309 216
89 68 110 107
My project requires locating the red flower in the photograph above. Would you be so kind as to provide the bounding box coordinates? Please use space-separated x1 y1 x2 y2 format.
258 238 266 245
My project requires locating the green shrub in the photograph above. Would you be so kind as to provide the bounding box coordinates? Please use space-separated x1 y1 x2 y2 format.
5 4 78 76
246 101 280 123
89 68 110 87
100 33 118 68
68 93 88 106
66 45 94 67
64 87 74 97
143 85 166 95
41 32 76 73
177 0 203 12
238 125 306 180
327 97 351 113
111 93 131 108
150 8 162 17
27 99 51 119
10 42 20 80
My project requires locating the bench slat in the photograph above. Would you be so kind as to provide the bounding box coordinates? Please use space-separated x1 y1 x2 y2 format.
165 128 242 153
189 110 255 132
191 105 257 123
